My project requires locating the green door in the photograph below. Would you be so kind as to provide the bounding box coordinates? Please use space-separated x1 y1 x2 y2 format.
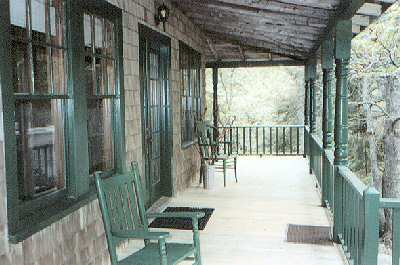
139 25 172 207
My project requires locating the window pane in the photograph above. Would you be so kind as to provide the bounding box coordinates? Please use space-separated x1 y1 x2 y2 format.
49 0 65 46
94 17 104 55
84 14 92 53
95 57 104 94
32 45 51 93
32 45 66 94
15 99 65 200
87 99 114 174
105 20 114 57
84 55 95 96
106 59 116 95
10 0 27 41
51 48 66 94
11 40 30 93
32 0 47 43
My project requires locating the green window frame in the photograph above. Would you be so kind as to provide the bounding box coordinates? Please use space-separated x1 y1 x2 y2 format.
180 42 202 147
0 0 125 242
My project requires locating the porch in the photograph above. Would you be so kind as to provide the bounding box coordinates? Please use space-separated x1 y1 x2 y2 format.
121 156 345 265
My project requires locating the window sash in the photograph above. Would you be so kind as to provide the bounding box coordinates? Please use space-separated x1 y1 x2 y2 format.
1 0 125 237
180 43 201 144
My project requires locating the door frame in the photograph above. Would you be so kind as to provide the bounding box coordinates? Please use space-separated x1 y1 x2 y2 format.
138 24 173 207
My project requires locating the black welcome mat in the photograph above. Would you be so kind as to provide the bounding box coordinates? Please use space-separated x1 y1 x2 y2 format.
149 207 214 230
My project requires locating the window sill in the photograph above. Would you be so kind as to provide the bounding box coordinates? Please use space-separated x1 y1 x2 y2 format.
9 187 97 244
182 140 197 149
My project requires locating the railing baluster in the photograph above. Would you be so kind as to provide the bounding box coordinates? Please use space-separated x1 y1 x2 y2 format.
236 127 239 154
249 127 252 155
229 126 233 154
276 127 279 155
243 127 246 155
289 127 293 154
263 127 266 155
223 129 227 155
297 127 300 155
269 127 272 155
256 127 259 155
393 208 400 265
283 127 286 155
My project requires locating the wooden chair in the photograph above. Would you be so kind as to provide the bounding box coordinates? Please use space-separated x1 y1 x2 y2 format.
196 121 238 187
95 162 204 265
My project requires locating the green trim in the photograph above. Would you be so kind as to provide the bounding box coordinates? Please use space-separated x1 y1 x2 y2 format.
0 0 19 234
180 41 202 145
333 19 351 166
9 186 97 243
139 24 173 206
1 0 125 240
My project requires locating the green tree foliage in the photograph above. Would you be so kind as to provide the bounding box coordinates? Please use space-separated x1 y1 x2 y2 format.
205 66 304 126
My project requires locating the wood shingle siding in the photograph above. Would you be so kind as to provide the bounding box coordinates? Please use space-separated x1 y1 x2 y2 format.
0 0 206 264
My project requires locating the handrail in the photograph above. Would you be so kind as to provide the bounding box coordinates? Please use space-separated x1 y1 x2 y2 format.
337 166 366 196
306 126 381 265
217 125 305 156
380 198 400 209
380 199 400 265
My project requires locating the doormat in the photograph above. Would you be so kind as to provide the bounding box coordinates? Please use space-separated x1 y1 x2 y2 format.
149 207 214 230
286 224 332 245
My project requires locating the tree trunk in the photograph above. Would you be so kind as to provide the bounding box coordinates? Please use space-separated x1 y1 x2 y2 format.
382 74 400 243
362 76 384 232
362 77 381 191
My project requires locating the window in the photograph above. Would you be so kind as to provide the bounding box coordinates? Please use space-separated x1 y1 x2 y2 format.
180 42 201 145
84 14 116 174
2 0 124 241
11 0 67 200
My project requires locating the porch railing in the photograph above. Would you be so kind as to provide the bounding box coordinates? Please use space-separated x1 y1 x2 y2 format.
217 125 304 156
306 126 400 265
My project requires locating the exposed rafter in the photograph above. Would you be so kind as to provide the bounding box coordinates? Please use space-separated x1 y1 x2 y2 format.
170 0 395 65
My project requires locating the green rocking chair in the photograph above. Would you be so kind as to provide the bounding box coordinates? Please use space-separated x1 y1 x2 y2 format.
95 162 204 265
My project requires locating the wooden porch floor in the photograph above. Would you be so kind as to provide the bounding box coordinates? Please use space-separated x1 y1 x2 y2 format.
121 157 346 265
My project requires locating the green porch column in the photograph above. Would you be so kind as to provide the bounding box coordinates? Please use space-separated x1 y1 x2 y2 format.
304 66 310 126
308 60 317 135
212 67 219 154
322 32 335 150
307 60 316 174
303 66 310 158
321 32 335 207
333 19 352 242
333 20 351 166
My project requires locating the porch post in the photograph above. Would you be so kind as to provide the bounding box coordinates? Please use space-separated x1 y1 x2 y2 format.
333 19 352 242
304 66 310 127
303 65 310 158
212 67 219 149
307 60 316 174
308 60 317 135
321 32 334 207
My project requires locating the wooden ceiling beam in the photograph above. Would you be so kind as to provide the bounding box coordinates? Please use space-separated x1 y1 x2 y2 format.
198 21 316 50
357 2 382 16
204 30 308 59
208 0 332 19
206 38 219 61
187 13 320 43
181 0 333 20
175 0 328 28
256 0 340 10
185 9 324 36
205 59 305 68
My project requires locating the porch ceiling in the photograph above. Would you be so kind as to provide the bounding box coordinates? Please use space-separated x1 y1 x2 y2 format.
170 0 396 67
